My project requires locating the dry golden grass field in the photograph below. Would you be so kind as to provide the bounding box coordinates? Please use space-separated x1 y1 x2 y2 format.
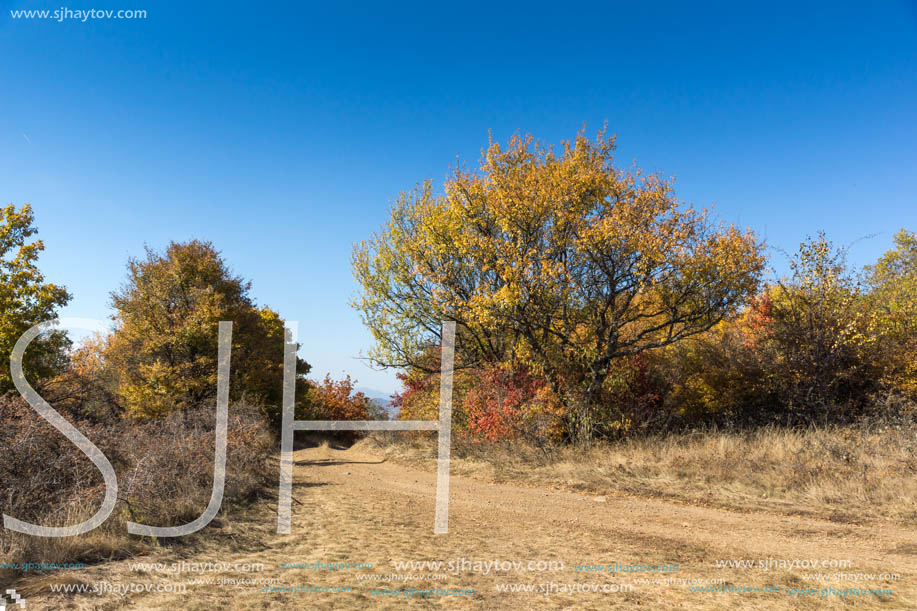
8 429 916 610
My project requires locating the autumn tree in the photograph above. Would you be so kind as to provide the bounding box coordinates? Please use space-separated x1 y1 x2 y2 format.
463 363 564 443
764 233 879 418
866 229 917 399
307 374 381 421
665 234 883 426
660 305 776 427
353 129 764 442
0 204 71 393
104 240 310 421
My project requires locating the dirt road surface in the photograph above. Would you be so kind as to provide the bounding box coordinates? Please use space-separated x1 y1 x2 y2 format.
14 441 916 610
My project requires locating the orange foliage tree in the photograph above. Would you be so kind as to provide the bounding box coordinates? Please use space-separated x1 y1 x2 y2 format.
308 374 379 421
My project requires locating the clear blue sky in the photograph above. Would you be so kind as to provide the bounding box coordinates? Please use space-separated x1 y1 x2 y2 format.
1 1 915 393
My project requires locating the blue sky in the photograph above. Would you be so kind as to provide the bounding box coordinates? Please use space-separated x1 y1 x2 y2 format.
1 1 915 393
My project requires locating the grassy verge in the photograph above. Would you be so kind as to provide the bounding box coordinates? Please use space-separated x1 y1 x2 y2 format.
0 394 274 584
359 418 917 525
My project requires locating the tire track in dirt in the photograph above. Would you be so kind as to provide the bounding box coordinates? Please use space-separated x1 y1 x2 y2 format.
16 441 916 610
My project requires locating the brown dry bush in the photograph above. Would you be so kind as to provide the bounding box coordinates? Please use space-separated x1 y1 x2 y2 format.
0 392 273 583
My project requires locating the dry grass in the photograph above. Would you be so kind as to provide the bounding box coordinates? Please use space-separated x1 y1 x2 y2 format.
0 394 274 586
361 420 917 525
1 501 134 573
13 438 917 609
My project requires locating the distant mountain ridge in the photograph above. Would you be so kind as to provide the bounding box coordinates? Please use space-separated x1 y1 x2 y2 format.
355 386 398 419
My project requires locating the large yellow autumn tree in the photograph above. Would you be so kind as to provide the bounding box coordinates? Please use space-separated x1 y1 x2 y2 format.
104 240 311 422
353 129 764 441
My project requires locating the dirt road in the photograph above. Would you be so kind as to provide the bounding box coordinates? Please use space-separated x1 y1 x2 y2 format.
15 440 916 609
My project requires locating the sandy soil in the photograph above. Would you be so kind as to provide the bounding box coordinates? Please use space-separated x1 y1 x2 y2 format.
12 440 915 610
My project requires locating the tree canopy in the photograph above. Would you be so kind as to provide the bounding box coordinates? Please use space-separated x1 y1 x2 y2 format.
104 240 310 420
866 229 917 398
353 130 764 440
0 204 71 393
